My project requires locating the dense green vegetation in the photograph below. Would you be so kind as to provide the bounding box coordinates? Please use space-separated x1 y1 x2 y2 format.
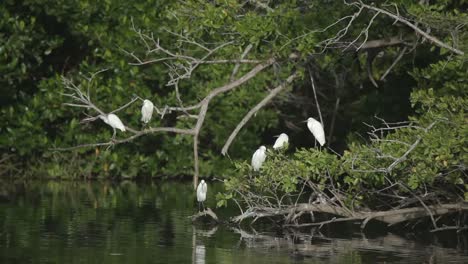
0 0 466 211
219 58 467 211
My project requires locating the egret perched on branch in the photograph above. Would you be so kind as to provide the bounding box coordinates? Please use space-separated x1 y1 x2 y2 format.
251 146 267 171
196 180 207 212
141 99 154 124
100 113 126 138
273 133 289 149
307 117 325 146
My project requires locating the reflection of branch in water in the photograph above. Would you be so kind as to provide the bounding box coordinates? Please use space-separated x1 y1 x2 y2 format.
229 227 468 262
195 225 218 237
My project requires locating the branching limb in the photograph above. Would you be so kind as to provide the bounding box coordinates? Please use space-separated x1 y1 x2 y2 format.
359 2 464 55
221 72 298 155
232 203 468 228
60 34 278 188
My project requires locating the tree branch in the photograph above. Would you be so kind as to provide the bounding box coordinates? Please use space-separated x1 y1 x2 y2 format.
360 2 464 55
221 72 298 155
232 203 468 228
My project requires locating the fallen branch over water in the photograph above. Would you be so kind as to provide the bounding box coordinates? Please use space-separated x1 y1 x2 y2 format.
231 203 468 229
190 208 219 223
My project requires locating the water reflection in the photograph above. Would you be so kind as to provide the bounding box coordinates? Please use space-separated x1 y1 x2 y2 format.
192 226 218 264
0 180 467 264
231 227 468 263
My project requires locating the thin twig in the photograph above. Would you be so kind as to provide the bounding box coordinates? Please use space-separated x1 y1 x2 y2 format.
309 71 323 126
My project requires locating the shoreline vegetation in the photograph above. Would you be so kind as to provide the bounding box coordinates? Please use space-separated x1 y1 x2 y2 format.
1 1 466 233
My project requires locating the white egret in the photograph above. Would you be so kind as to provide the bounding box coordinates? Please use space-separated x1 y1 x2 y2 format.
141 99 154 124
307 117 325 146
251 146 267 171
196 180 207 212
100 113 126 138
273 133 289 149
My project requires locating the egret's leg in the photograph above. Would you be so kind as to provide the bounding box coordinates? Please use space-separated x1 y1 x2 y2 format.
198 202 201 212
112 128 116 140
202 202 205 212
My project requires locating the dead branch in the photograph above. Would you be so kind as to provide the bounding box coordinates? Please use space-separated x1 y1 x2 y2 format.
430 225 468 233
230 44 253 81
52 126 194 151
190 208 219 223
60 22 280 190
60 55 276 188
232 203 468 228
366 51 379 88
359 2 464 55
309 71 324 126
358 36 407 50
380 46 408 81
328 97 340 143
221 72 298 155
385 120 438 173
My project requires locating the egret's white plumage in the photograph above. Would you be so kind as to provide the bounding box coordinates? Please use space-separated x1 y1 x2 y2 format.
141 99 154 123
197 180 207 202
100 113 125 138
196 180 208 211
251 146 267 171
307 117 325 146
273 133 289 149
100 114 126 131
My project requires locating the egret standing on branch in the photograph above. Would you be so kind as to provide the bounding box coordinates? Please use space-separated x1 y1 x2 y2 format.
307 117 325 146
141 99 154 124
196 180 207 212
251 146 267 171
100 113 126 139
273 133 289 149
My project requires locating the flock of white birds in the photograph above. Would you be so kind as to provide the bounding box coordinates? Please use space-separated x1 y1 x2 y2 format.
251 116 326 172
197 116 326 211
98 98 155 138
97 99 326 211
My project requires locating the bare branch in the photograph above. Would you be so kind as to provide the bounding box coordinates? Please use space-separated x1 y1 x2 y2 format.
380 46 408 81
360 3 464 55
230 44 253 81
232 203 468 228
309 71 324 126
61 51 278 189
386 121 438 173
52 126 195 151
221 72 298 155
110 97 139 114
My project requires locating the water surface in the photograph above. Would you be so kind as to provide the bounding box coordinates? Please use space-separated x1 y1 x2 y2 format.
0 181 467 263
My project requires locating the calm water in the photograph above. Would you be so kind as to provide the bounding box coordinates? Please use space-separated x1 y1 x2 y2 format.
0 181 467 263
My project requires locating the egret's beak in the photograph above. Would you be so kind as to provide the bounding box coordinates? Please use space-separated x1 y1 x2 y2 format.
300 119 308 123
274 134 280 138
